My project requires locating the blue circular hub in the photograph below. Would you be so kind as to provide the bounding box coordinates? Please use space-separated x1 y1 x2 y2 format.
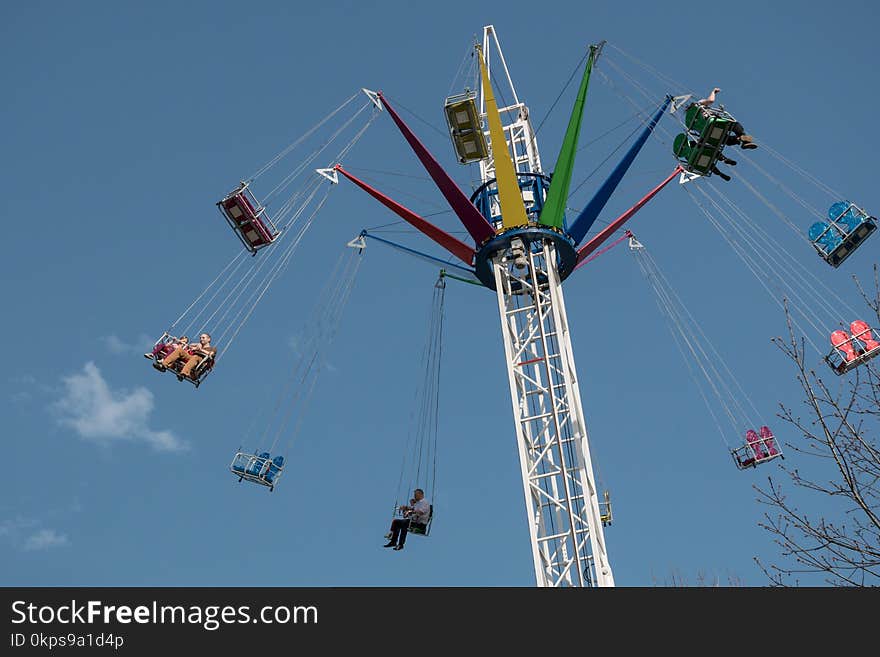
474 225 578 290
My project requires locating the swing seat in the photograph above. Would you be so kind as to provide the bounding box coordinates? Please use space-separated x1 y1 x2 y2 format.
145 333 178 361
808 221 844 256
675 105 738 176
165 353 214 388
263 455 285 485
406 504 433 537
217 182 280 255
826 323 880 374
672 132 724 177
811 202 877 268
685 104 736 143
444 91 489 164
150 343 215 389
230 451 278 490
731 442 783 469
599 490 613 527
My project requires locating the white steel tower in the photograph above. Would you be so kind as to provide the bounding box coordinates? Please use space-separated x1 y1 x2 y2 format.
343 24 628 587
476 25 614 587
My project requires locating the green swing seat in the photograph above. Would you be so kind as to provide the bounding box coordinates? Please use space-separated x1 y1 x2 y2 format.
673 104 736 176
673 133 721 175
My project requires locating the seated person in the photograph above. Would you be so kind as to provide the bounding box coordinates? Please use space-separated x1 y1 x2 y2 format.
688 87 757 150
147 335 189 363
383 488 430 551
160 332 217 380
673 133 737 181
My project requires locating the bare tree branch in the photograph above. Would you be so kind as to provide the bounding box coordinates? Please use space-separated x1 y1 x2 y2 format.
757 294 880 586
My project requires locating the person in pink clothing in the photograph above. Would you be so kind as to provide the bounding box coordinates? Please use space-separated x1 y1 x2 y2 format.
146 335 190 362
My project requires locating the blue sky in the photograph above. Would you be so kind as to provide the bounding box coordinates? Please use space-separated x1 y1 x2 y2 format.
2 0 877 586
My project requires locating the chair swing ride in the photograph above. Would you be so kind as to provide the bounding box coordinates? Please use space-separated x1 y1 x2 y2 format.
142 24 876 586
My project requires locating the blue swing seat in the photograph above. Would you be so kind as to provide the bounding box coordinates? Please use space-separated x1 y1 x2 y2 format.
230 451 281 491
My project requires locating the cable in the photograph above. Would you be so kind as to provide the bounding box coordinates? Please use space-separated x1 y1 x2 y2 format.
247 90 362 181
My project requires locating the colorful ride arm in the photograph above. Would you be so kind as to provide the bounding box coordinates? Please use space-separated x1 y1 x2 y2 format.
335 165 476 266
377 92 496 246
574 166 682 265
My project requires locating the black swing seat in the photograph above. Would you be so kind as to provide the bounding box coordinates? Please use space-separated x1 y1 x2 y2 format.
230 451 285 492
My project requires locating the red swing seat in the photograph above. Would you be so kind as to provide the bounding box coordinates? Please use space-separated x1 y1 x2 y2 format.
217 182 280 254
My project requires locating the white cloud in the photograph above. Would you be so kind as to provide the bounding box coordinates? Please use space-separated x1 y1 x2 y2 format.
103 335 130 354
23 529 69 551
0 517 37 538
8 374 44 403
101 333 156 356
0 518 68 551
54 362 187 452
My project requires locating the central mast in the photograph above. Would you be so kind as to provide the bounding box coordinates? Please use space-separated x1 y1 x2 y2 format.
475 25 613 587
347 23 674 585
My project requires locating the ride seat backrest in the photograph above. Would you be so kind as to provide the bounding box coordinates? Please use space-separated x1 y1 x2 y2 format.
247 452 270 477
746 429 766 459
222 198 244 222
684 104 707 134
408 504 433 536
737 447 755 467
759 425 779 456
226 195 274 240
264 455 284 483
672 133 714 173
831 330 858 361
809 221 843 252
192 354 215 377
808 221 828 242
851 320 880 351
239 193 258 215
828 201 861 232
224 194 255 223
672 133 690 159
699 117 730 148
